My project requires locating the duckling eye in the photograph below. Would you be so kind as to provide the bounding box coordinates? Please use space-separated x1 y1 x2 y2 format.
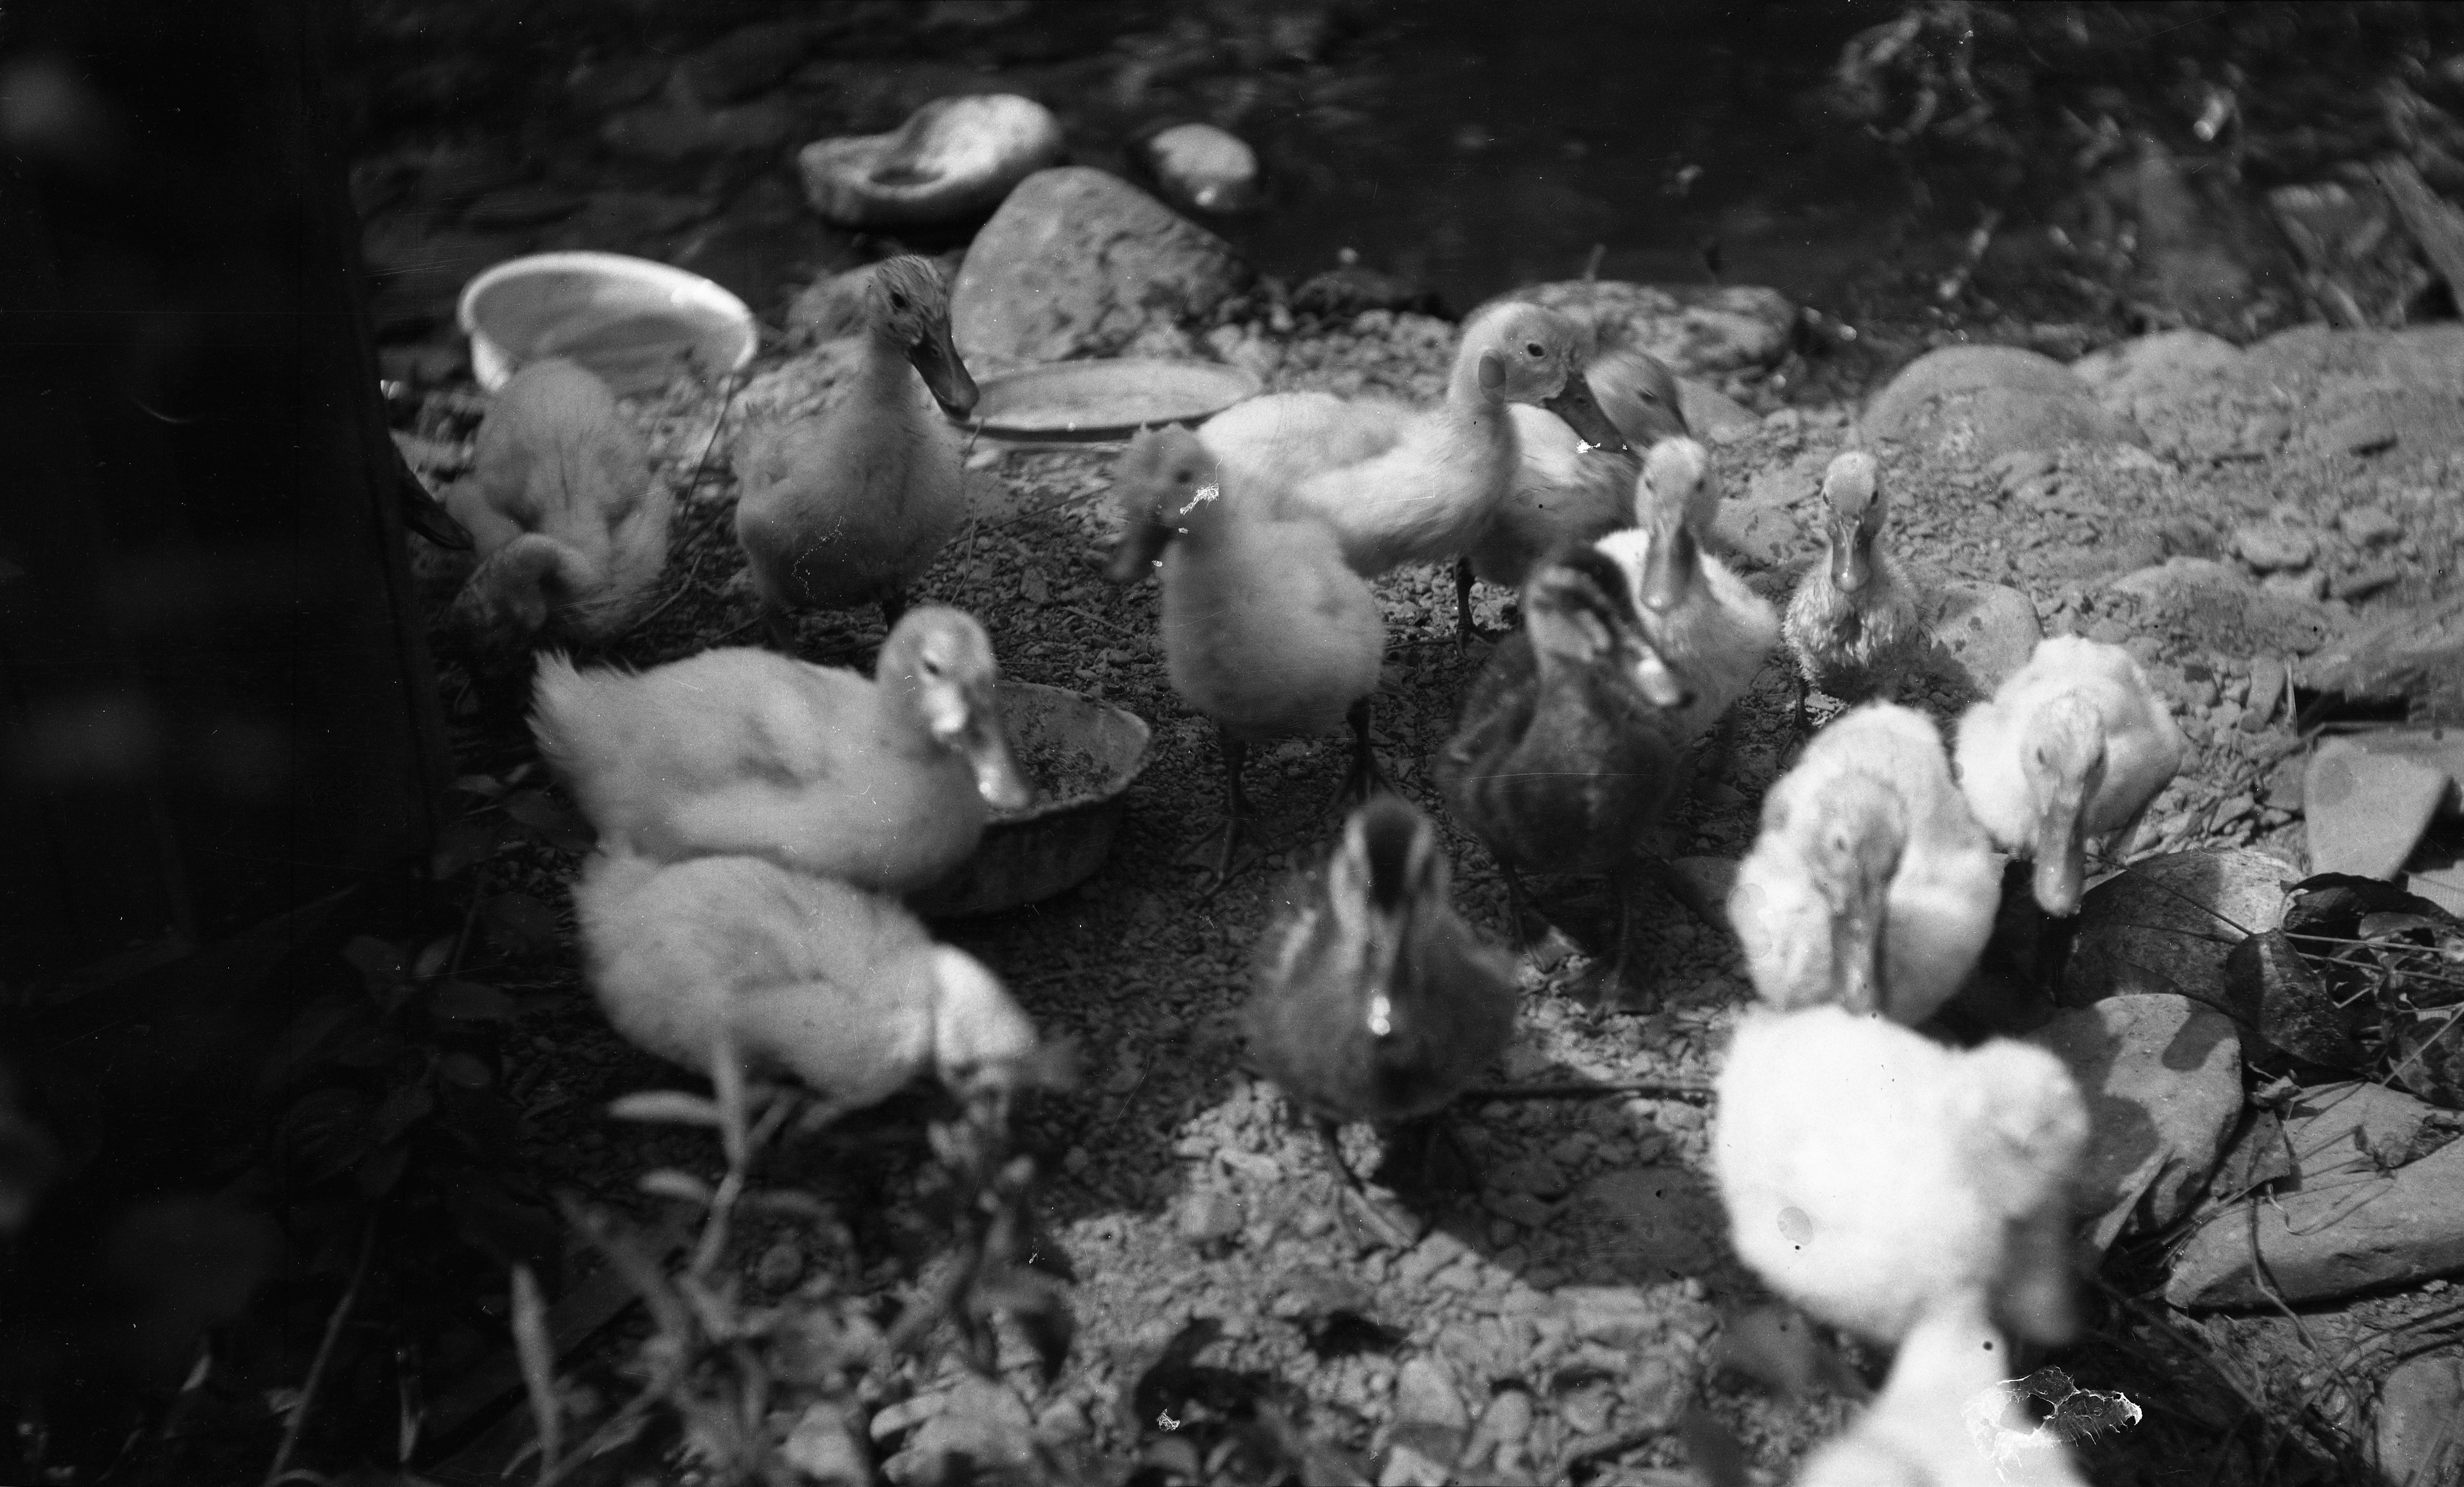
1525 340 1546 358
889 291 911 311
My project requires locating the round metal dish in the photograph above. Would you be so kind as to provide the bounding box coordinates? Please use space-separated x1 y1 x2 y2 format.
908 681 1153 918
961 358 1262 443
457 251 757 396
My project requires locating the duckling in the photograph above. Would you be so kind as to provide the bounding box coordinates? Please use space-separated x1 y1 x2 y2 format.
1457 347 1695 641
1202 301 1631 581
529 605 1028 896
1436 546 1695 998
1106 425 1385 881
1712 1004 2088 1350
1245 794 1518 1236
1953 636 2186 917
443 358 673 670
1728 704 1999 1025
576 847 1037 1120
1795 1299 2090 1487
733 255 979 642
1595 438 1781 746
1783 451 1925 732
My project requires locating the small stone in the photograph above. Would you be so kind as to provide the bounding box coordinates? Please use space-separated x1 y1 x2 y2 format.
2332 564 2403 602
2339 506 2405 547
1394 1356 1471 1434
2305 740 2447 880
2026 995 2244 1251
783 1402 869 1486
1923 579 2044 697
1988 448 2058 492
1470 1386 1535 1454
1862 344 2147 462
1556 1380 1616 1435
2313 404 2400 456
2243 659 2287 730
1558 1285 1660 1347
2231 523 2317 572
2263 569 2329 601
800 95 1066 228
1139 122 1262 215
754 1237 805 1290
1620 1353 1686 1434
1177 1189 1244 1246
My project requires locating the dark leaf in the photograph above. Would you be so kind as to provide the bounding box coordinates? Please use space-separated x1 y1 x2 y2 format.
2360 912 2444 943
441 1171 559 1276
373 1080 437 1143
2226 929 2365 1068
277 1088 378 1186
454 773 508 800
2391 1016 2464 1109
503 790 596 855
608 1091 725 1127
479 893 560 959
356 1139 412 1199
258 996 368 1096
2208 1108 2297 1207
2284 875 2454 940
438 1052 494 1089
411 934 457 982
430 819 502 882
438 1080 520 1152
342 936 406 996
430 980 516 1022
331 1024 407 1069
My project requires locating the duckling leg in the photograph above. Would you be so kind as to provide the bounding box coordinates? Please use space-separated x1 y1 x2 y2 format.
879 587 910 634
760 602 798 652
1336 697 1394 808
1577 864 1656 1009
1186 728 1253 884
1454 558 1481 650
1314 1119 1423 1249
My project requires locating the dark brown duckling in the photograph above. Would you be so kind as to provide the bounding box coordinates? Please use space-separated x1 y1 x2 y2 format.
1244 793 1518 1240
1436 545 1696 1002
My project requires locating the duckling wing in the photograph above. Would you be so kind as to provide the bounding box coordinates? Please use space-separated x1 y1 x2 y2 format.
1469 407 1637 588
1290 407 1517 575
1950 692 2036 853
1651 552 1781 738
2079 665 2186 840
1199 392 1409 498
1729 830 1840 1010
1166 520 1384 736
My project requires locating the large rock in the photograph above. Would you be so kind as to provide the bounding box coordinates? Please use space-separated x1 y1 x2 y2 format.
2167 1082 2464 1308
1477 280 1798 378
2025 995 2243 1252
2059 848 2293 1011
799 95 1064 228
2374 1350 2464 1487
1921 579 2042 699
2070 329 2247 409
949 167 1252 373
1863 345 2148 462
2305 737 2449 880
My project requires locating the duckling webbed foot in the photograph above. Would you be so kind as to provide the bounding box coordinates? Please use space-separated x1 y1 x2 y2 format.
1572 867 1659 1009
1332 698 1395 811
1501 864 1578 971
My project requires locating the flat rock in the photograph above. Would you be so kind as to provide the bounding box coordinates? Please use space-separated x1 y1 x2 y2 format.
2305 738 2448 879
1479 280 1798 377
2230 522 2317 572
2025 995 2243 1252
1677 377 1761 441
800 94 1064 228
950 167 1252 374
1921 578 2043 699
2374 1349 2464 1487
1138 122 1261 215
1863 345 2148 462
2167 1085 2464 1308
1393 1356 1470 1434
2070 328 2247 410
2059 848 2293 1011
890 1377 1037 1484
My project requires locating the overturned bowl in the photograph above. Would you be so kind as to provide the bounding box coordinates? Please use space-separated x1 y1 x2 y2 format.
458 251 757 396
909 681 1152 918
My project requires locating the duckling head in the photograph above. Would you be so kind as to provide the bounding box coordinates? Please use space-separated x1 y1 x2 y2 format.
2022 694 2108 917
1459 302 1630 454
1820 451 1887 595
926 945 1041 1100
883 606 1032 811
866 255 978 419
1528 546 1697 711
1591 347 1690 449
1323 795 1452 1038
1776 779 1909 1015
1104 426 1218 583
1618 447 1708 618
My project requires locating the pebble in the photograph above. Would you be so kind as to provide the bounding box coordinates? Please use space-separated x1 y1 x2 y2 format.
782 1402 869 1486
2243 659 2288 729
1176 1189 1244 1246
1394 1356 1471 1432
1556 1379 1616 1435
754 1237 805 1290
2262 569 2329 601
2339 506 2405 547
1470 1387 1535 1454
2231 522 2318 572
1621 1353 1685 1434
2305 739 2448 879
2332 563 2403 601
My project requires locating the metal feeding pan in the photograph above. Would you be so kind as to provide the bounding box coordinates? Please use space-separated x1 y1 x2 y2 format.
959 358 1261 443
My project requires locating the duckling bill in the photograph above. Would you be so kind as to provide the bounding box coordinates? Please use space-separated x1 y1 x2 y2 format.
1245 795 1518 1234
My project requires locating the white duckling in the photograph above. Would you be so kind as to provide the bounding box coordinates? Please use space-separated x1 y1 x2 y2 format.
1105 426 1385 880
1594 438 1780 746
443 358 673 670
529 605 1028 896
1713 1004 2089 1350
577 847 1037 1119
1729 703 1999 1025
1953 636 2187 917
733 255 979 641
1458 347 1695 641
1795 1299 2090 1487
1783 451 1926 731
1200 300 1630 579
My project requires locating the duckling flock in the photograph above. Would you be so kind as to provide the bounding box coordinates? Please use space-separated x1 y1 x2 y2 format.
439 253 2196 1484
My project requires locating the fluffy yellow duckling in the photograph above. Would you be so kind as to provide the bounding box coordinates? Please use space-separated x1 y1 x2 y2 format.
576 848 1038 1118
1953 636 2187 917
733 256 979 641
1728 704 1999 1025
1794 1300 2090 1487
1246 795 1519 1234
1594 438 1780 745
1106 427 1385 879
529 605 1028 895
1713 1004 2088 1350
443 358 673 669
1783 451 1925 731
1200 300 1630 579
1458 347 1694 641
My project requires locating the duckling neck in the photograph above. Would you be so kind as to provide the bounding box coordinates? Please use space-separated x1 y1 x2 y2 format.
855 329 925 407
874 665 954 760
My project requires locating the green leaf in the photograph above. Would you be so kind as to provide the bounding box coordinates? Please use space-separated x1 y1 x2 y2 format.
276 1088 377 1186
430 980 516 1022
503 790 596 855
479 893 560 960
637 1169 715 1205
608 1090 724 1127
